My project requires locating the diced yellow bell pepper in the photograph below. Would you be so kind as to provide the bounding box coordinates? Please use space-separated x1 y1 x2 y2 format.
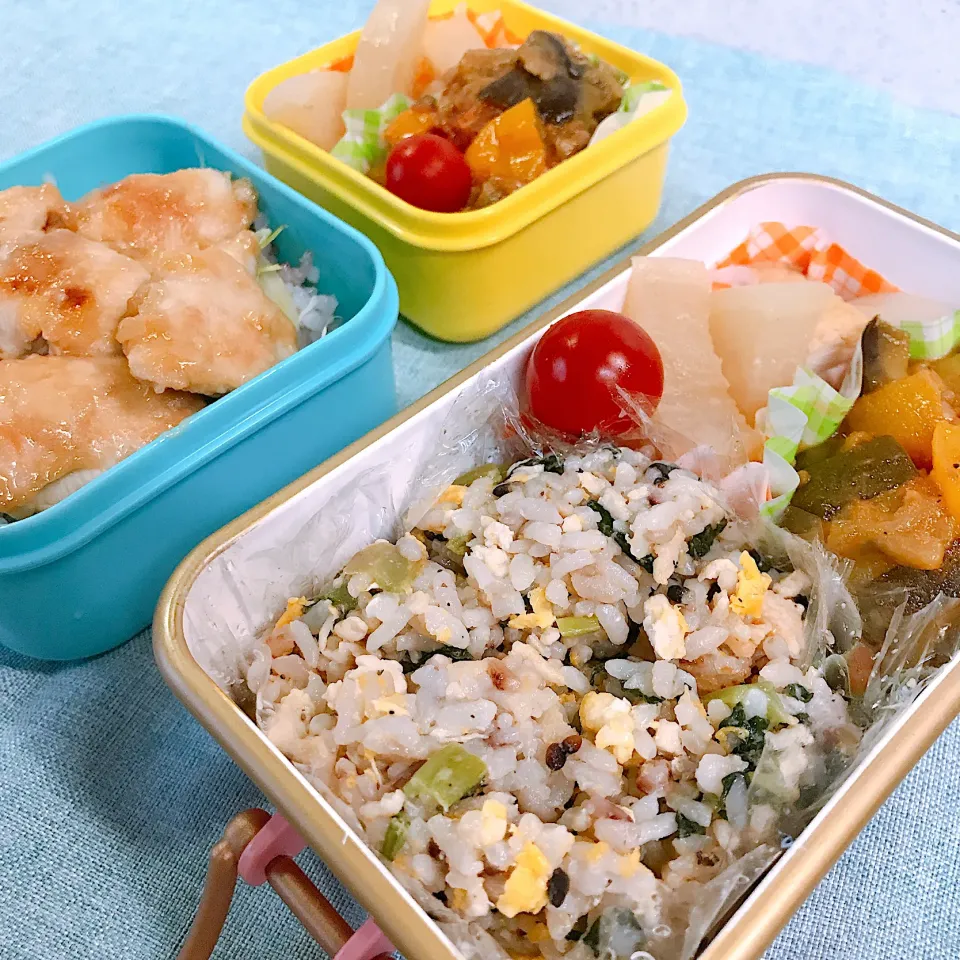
844 368 948 469
384 106 440 147
465 98 548 185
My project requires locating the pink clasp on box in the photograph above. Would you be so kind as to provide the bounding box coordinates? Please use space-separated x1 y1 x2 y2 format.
238 813 307 885
237 813 394 960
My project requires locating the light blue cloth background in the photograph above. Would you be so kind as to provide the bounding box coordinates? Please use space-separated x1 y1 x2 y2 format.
2 3 960 959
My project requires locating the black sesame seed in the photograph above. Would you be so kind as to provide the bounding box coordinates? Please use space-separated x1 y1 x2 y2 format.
547 868 570 908
666 583 684 604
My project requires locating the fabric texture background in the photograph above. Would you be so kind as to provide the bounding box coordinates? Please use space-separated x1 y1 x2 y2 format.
2 2 960 958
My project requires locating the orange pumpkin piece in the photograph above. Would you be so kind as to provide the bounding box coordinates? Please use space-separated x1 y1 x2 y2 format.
465 98 548 186
825 475 956 570
384 106 441 147
932 420 960 524
844 368 949 469
825 490 895 562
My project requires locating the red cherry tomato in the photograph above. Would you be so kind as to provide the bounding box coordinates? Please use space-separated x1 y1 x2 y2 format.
524 309 664 439
384 134 473 213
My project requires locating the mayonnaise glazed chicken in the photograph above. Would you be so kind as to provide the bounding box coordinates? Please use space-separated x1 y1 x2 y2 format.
0 170 336 521
241 449 861 960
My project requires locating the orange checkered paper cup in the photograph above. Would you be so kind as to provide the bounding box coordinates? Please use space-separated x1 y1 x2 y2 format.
712 222 899 298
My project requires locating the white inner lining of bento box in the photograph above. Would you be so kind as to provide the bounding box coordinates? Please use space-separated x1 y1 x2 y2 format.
181 176 960 952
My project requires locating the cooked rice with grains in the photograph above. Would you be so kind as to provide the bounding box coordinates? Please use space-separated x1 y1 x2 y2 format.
241 448 861 960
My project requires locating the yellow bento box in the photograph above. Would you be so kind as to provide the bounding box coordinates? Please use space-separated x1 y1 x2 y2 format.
243 0 687 343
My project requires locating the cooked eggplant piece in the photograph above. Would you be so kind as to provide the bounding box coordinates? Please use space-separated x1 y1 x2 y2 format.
861 317 911 393
480 64 580 125
794 434 845 472
872 543 960 612
825 476 956 570
791 434 917 520
577 58 628 123
518 30 585 81
479 30 621 129
533 75 581 124
479 66 534 111
780 504 825 541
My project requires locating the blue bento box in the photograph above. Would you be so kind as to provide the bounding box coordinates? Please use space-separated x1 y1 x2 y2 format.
0 115 399 661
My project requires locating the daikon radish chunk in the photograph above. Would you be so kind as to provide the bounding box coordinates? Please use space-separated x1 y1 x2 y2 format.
624 257 757 460
346 0 433 109
421 8 486 76
852 292 954 326
263 70 348 151
710 281 835 421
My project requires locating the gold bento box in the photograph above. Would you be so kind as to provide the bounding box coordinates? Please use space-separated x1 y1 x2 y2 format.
155 175 960 960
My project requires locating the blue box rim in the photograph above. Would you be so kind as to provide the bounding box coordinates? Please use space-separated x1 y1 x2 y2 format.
0 114 398 571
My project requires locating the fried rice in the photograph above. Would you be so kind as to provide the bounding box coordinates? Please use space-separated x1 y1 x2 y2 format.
238 447 861 960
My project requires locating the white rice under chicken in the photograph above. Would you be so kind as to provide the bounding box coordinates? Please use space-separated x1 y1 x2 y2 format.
241 448 860 960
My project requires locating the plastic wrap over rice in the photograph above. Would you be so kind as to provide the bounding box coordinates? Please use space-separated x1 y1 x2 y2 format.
239 449 862 960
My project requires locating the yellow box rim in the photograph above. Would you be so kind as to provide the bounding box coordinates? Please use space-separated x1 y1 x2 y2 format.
243 0 687 252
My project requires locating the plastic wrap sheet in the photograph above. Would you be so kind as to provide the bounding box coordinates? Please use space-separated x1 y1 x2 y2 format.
404 374 526 531
673 845 780 960
183 460 399 688
184 372 522 684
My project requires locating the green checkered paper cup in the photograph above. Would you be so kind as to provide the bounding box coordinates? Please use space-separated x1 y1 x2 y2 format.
331 94 413 174
899 310 960 360
761 307 960 518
